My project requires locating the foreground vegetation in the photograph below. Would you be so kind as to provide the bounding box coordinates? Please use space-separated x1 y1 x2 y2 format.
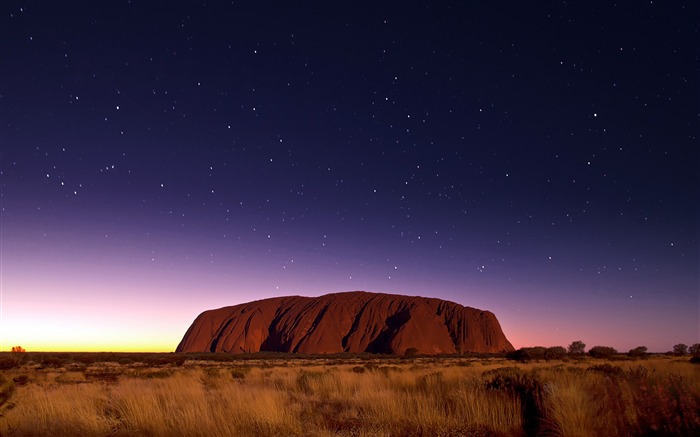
0 353 698 436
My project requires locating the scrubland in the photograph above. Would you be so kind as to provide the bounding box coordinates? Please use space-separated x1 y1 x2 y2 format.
0 354 698 436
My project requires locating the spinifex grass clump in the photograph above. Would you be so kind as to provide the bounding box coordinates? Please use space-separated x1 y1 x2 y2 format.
586 363 624 377
613 366 700 435
482 361 700 437
0 375 15 418
484 367 546 435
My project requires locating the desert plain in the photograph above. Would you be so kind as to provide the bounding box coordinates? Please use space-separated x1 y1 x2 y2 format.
1 351 699 436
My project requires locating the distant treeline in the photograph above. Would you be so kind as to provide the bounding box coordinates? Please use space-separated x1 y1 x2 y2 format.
1 345 698 370
0 351 503 369
506 342 700 362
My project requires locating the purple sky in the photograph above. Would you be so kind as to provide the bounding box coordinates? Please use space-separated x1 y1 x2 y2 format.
1 1 698 352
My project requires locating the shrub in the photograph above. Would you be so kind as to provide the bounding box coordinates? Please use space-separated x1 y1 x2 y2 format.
203 368 220 378
134 369 171 379
567 340 586 355
144 356 172 366
506 348 532 361
74 354 98 365
507 347 551 361
628 346 648 358
588 346 617 358
10 346 27 366
544 346 567 359
587 363 624 377
483 366 523 387
0 358 18 370
230 370 246 379
404 348 418 358
84 369 121 383
527 347 547 360
12 375 30 387
689 343 700 355
673 343 688 355
41 355 66 368
377 366 397 377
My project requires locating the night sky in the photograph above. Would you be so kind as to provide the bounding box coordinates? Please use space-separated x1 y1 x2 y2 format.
1 1 698 352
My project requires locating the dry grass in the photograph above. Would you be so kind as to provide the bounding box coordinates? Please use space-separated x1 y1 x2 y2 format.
0 356 698 436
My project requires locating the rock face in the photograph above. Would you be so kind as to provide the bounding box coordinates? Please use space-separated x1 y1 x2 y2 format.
176 291 514 355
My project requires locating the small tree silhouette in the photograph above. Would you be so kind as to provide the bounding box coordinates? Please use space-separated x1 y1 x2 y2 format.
568 340 586 355
589 346 617 358
673 344 688 355
10 346 26 366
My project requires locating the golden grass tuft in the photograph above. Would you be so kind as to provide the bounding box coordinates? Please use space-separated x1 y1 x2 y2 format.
6 383 117 436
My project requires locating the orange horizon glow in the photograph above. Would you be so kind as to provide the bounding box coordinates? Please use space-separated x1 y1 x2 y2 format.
1 336 177 353
0 328 688 355
2 262 695 355
0 318 181 352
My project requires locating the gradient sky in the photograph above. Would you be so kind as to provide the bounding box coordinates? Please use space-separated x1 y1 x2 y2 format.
1 1 697 353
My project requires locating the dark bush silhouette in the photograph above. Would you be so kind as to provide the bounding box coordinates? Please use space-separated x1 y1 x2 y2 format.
628 346 648 358
507 346 567 362
0 358 18 370
673 343 688 355
567 340 586 355
506 348 532 361
41 355 65 368
588 346 617 358
509 348 537 361
508 346 563 361
545 346 567 359
527 347 547 360
10 346 27 366
689 344 700 355
12 375 29 387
